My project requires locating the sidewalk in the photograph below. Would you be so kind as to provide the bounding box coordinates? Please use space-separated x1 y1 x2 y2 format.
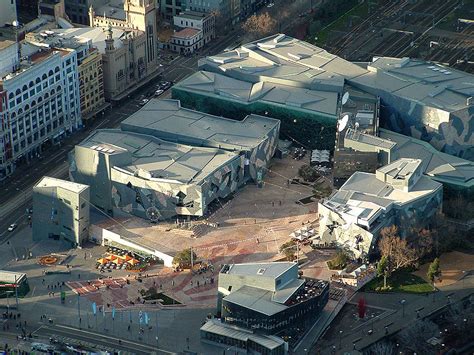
332 279 474 353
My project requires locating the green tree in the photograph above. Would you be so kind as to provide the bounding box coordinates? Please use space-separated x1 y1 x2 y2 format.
427 258 441 290
298 164 319 182
280 240 297 261
173 248 197 269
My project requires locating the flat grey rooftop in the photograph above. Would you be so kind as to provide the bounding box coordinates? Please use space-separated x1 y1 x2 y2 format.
345 128 396 150
221 262 295 279
35 176 89 193
174 70 340 117
52 27 130 53
201 319 285 349
94 0 126 21
223 285 288 316
78 129 239 185
121 99 279 151
352 57 474 113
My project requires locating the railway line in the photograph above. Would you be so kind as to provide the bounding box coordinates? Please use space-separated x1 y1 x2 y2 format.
323 0 472 73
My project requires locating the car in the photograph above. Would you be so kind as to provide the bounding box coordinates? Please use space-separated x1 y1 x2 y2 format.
267 2 274 8
154 89 164 97
138 98 149 106
8 223 17 232
158 81 172 90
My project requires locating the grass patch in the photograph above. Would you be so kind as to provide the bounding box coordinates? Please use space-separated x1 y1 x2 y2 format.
363 269 433 294
309 1 368 46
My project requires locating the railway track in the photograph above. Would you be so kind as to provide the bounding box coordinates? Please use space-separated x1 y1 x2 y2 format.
331 0 409 55
394 0 460 57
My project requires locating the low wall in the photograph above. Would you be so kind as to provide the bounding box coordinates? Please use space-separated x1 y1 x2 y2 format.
89 225 174 267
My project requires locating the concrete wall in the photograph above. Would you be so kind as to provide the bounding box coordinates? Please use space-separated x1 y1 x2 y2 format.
32 183 90 246
89 225 174 267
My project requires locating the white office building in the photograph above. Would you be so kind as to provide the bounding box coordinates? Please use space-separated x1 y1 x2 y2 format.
0 41 82 179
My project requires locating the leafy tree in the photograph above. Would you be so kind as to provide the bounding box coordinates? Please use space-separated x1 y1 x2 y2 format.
279 240 297 261
427 258 441 289
172 248 197 268
242 13 277 40
378 226 419 271
298 164 319 182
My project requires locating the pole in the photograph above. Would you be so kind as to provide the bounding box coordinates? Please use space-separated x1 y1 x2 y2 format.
14 275 19 309
190 247 194 269
155 312 158 346
77 293 81 327
296 242 299 264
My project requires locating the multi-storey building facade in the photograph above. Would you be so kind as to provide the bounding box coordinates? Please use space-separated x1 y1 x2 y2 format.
64 0 105 25
173 11 215 46
89 0 158 70
78 48 106 121
33 176 90 247
160 0 184 22
0 43 81 179
53 25 148 101
169 28 202 54
201 262 329 354
26 30 106 123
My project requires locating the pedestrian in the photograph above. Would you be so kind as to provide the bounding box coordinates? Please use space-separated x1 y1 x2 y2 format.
190 280 193 287
272 201 274 207
171 280 175 287
197 280 200 287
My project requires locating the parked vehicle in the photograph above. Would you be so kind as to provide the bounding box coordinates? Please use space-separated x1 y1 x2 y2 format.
8 223 17 232
139 98 149 106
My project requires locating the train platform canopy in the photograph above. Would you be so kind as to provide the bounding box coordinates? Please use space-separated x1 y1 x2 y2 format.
120 99 280 152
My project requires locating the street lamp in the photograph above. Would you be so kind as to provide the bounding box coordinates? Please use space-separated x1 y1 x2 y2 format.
339 330 343 349
400 299 406 317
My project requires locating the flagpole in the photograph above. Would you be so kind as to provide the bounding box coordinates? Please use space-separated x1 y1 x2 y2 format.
77 293 81 328
155 312 158 348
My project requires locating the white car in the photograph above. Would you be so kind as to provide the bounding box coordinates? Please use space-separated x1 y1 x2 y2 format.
154 89 164 97
138 98 149 106
267 2 274 8
8 223 17 232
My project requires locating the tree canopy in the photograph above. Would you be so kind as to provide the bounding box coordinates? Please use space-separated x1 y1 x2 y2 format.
242 13 277 40
173 248 197 268
279 240 297 261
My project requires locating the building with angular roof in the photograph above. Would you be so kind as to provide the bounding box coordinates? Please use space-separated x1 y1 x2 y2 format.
318 158 443 259
201 262 329 354
69 129 245 221
344 128 474 192
173 34 473 159
121 99 280 181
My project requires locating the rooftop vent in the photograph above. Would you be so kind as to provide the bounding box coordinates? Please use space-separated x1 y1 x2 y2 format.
257 268 266 275
274 34 285 43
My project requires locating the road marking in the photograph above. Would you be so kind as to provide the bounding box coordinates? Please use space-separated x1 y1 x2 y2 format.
43 324 176 354
95 118 110 129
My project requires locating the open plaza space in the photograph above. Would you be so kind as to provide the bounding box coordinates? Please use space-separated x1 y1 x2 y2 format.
0 154 339 352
